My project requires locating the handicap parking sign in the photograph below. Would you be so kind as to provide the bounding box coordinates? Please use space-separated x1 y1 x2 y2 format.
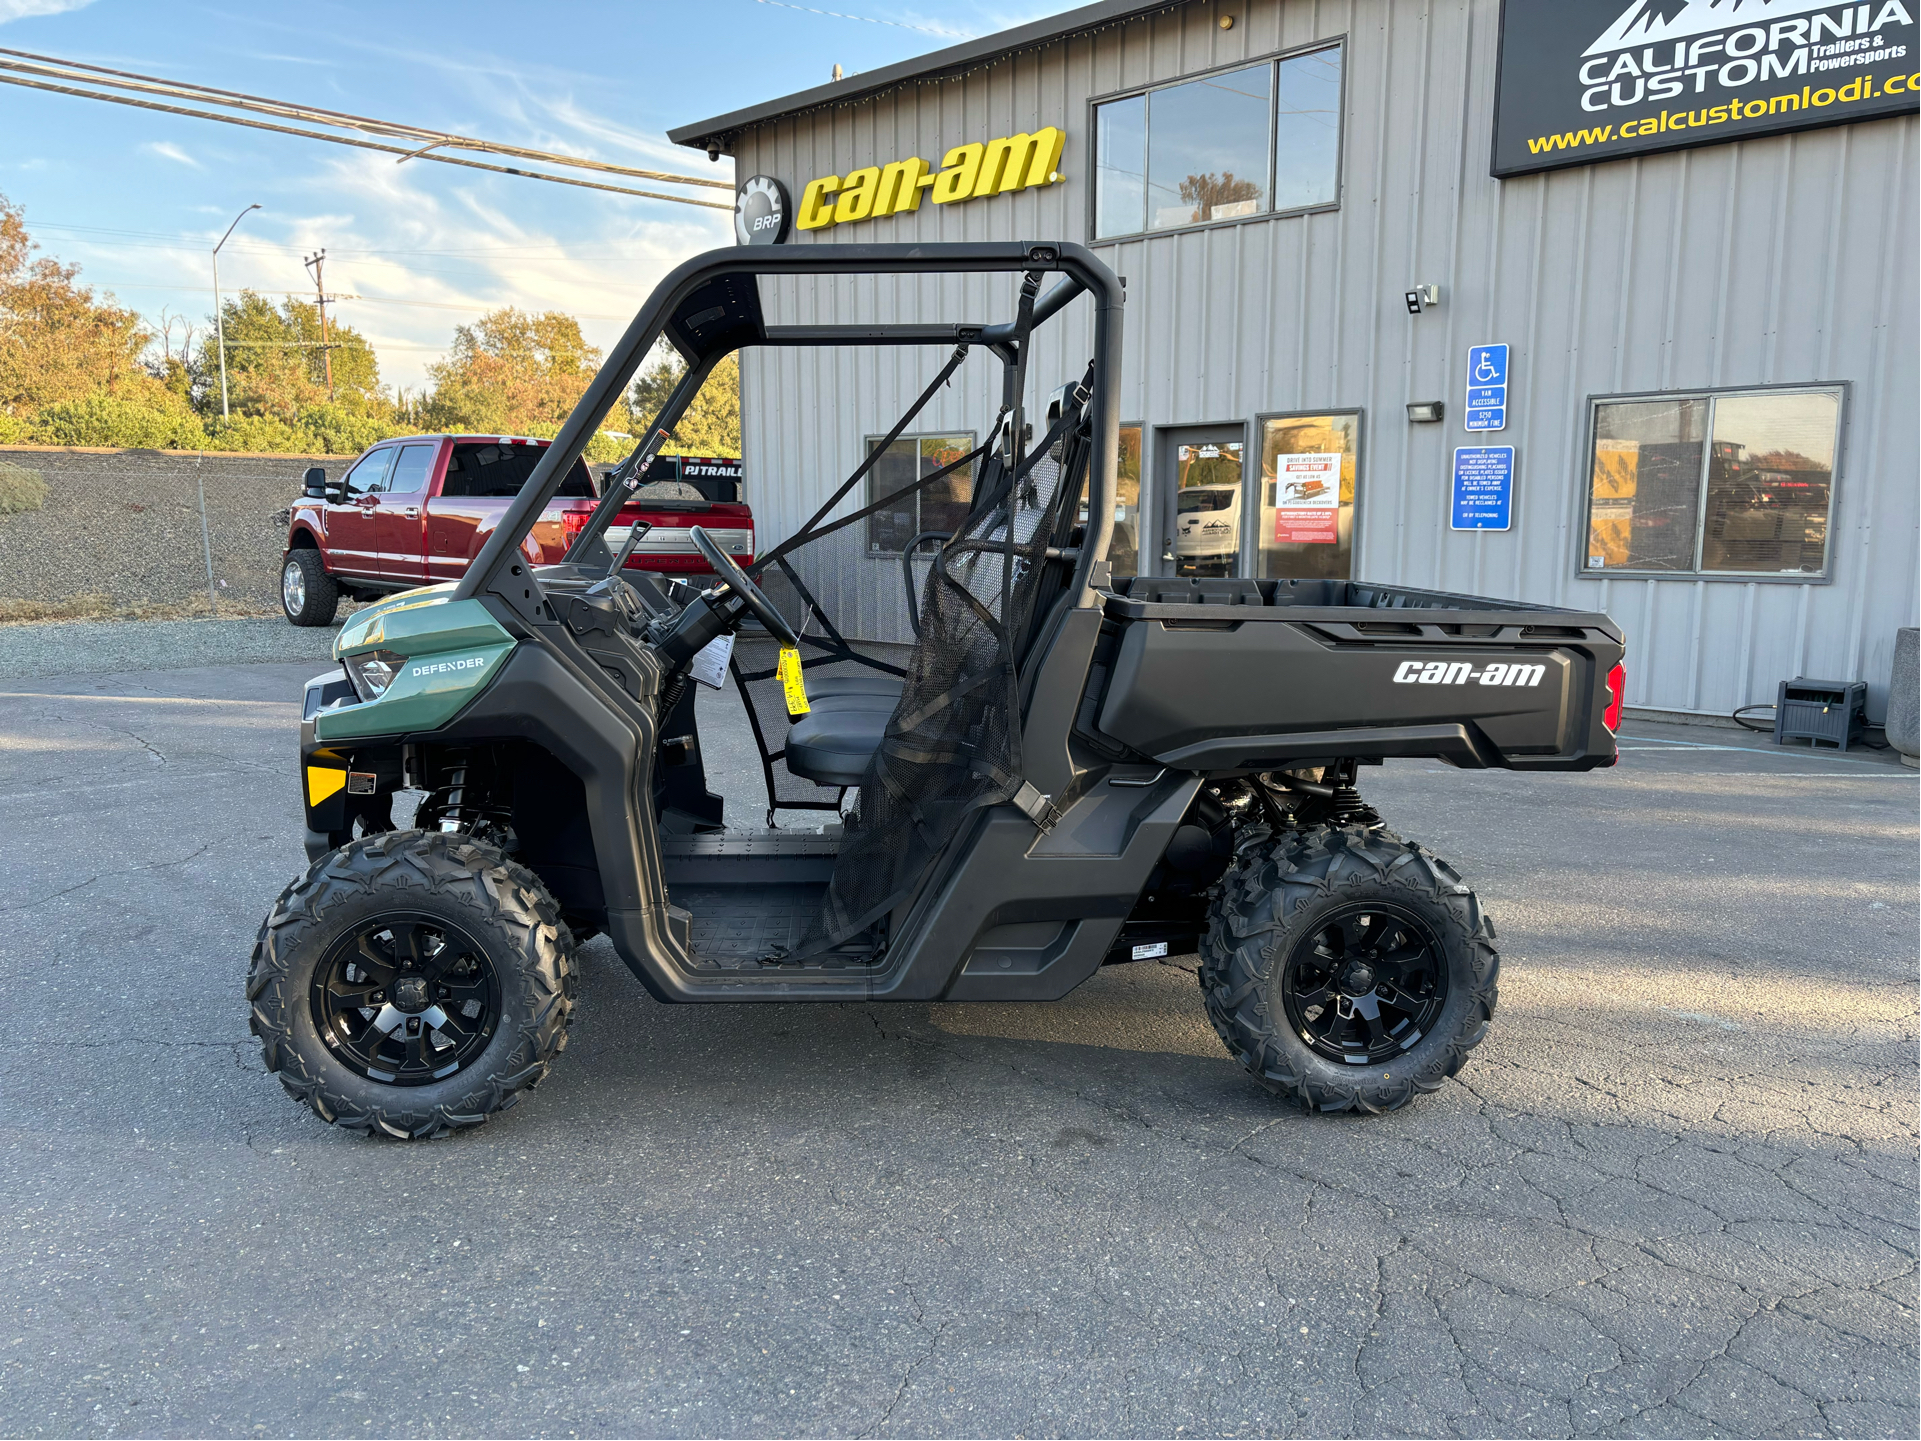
1452 446 1514 530
1464 343 1509 432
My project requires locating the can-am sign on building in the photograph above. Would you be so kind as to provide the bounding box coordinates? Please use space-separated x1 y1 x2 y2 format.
795 128 1066 230
1492 0 1918 175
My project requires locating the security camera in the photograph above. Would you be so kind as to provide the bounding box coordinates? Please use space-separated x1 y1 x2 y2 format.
707 143 722 162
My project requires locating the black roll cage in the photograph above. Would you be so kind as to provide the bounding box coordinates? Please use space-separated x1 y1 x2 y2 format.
450 241 1124 615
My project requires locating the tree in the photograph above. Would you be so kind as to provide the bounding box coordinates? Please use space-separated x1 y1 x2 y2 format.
1178 171 1261 222
0 190 175 420
193 290 384 423
0 191 395 452
422 307 604 435
627 342 740 456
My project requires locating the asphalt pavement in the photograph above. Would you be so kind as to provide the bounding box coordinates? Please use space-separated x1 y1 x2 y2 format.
0 645 1914 1438
0 617 343 681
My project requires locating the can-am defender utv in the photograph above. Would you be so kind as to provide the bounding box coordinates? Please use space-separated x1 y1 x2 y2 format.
249 242 1626 1139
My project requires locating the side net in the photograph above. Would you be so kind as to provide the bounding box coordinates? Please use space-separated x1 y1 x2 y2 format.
805 387 1090 951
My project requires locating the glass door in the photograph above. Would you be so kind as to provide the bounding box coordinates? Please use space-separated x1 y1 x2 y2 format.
1158 426 1247 576
1257 411 1359 580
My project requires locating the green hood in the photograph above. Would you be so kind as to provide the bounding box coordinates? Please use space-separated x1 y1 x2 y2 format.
318 585 517 742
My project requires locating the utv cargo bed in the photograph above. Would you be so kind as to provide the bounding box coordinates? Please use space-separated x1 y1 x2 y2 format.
1095 576 1624 772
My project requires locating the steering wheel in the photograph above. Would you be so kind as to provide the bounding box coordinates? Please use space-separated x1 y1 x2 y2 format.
689 525 800 647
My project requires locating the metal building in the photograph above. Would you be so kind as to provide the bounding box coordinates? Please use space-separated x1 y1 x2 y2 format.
671 0 1919 720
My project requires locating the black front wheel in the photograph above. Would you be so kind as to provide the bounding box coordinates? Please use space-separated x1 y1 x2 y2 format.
247 830 575 1138
1201 825 1498 1114
281 549 340 626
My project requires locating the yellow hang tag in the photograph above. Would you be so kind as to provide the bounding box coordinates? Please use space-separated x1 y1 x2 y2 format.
777 647 810 717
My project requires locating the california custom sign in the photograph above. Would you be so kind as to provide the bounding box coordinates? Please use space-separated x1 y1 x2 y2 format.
1491 0 1918 176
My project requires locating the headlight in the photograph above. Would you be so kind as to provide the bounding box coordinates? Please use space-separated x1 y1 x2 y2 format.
343 649 405 701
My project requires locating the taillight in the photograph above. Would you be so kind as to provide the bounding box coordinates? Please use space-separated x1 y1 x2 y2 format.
1603 662 1626 733
561 510 591 545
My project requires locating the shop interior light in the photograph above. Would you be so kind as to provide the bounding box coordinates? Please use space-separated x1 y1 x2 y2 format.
1406 401 1445 423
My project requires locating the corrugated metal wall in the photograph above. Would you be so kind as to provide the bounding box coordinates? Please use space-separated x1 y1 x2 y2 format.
732 0 1919 717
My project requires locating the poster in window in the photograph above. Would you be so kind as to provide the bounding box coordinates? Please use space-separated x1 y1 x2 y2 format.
1270 452 1342 543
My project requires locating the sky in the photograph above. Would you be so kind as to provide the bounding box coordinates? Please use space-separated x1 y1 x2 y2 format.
0 0 1058 392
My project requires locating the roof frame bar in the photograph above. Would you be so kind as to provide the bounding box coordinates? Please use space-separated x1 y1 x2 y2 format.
456 242 1122 614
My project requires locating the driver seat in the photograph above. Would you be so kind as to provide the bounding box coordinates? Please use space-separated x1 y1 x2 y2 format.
780 385 1080 792
783 683 896 788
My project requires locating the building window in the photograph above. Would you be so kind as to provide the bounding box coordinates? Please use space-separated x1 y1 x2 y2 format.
865 432 976 554
1092 43 1344 241
1584 387 1841 579
1257 412 1359 582
1077 424 1143 578
1113 424 1142 578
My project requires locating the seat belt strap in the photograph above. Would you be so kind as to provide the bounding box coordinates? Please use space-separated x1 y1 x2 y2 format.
750 342 970 574
1009 780 1060 833
763 436 991 558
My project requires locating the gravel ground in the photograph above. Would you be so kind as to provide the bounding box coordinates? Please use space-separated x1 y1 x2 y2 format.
0 656 1914 1438
0 617 344 680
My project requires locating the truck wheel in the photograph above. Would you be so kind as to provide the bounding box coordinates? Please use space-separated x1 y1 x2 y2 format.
1200 826 1498 1114
281 549 339 626
246 830 576 1139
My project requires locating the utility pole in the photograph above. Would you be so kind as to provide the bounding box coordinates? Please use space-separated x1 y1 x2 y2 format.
211 203 260 420
303 248 334 399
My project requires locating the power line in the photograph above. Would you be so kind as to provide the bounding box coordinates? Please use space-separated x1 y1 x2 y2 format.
77 279 636 321
213 338 369 349
25 226 682 283
0 46 734 191
30 220 677 261
26 235 671 291
0 47 736 211
750 0 974 38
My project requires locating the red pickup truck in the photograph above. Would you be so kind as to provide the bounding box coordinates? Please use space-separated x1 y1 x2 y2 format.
279 434 752 626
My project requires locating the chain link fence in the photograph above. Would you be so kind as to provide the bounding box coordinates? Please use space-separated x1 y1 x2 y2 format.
0 446 350 623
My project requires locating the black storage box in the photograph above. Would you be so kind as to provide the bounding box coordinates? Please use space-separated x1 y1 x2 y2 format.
1773 677 1868 752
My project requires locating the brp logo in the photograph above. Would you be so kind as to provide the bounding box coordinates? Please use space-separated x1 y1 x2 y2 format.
735 176 790 246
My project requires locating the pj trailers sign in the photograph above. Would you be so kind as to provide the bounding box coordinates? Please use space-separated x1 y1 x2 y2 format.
1492 0 1918 175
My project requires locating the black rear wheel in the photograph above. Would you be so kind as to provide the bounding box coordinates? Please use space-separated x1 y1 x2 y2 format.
1279 900 1451 1066
1201 825 1498 1114
247 830 575 1138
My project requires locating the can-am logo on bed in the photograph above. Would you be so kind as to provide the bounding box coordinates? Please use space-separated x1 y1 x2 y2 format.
1491 0 1917 177
1393 660 1547 687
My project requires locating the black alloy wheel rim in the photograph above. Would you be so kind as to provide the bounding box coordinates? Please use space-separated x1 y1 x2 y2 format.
1279 901 1449 1065
310 914 501 1086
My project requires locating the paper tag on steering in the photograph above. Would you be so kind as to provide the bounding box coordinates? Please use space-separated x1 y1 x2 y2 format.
687 632 734 690
777 646 810 717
